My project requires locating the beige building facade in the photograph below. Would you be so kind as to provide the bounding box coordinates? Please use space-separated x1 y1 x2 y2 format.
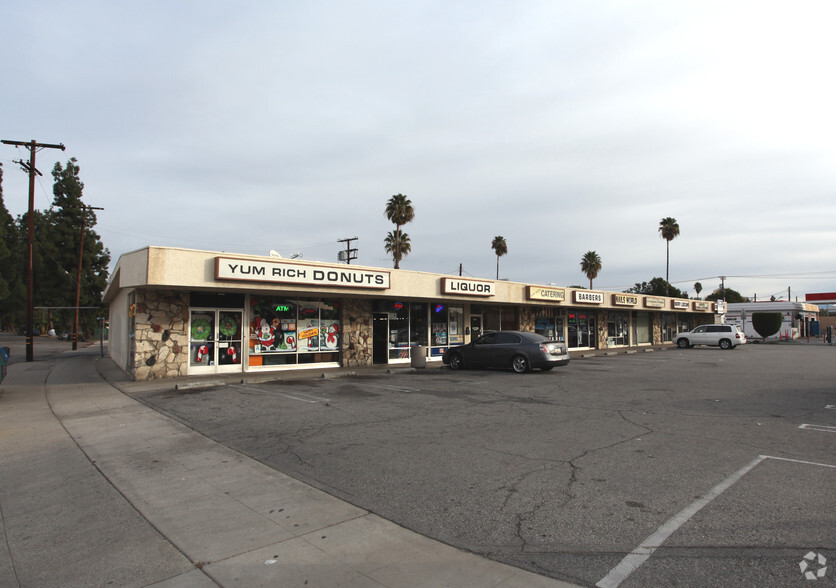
103 247 717 380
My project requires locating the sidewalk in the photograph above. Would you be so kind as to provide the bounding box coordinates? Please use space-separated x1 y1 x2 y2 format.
0 346 576 587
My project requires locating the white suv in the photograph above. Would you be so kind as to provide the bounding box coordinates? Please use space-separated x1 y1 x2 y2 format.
675 324 746 350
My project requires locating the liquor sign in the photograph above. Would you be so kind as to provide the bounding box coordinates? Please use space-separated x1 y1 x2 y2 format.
441 278 495 297
216 257 390 289
527 286 566 302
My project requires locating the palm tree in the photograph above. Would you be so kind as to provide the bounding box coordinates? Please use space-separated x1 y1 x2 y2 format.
580 251 602 289
693 281 703 299
491 236 507 280
384 231 411 269
658 217 680 296
384 193 415 269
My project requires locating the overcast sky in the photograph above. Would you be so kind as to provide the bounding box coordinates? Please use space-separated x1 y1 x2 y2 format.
2 1 835 302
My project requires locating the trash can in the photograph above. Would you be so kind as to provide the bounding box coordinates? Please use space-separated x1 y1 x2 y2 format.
410 345 427 368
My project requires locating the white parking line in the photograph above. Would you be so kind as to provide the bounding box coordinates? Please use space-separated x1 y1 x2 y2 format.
799 424 836 433
362 383 422 393
596 454 836 588
228 384 322 403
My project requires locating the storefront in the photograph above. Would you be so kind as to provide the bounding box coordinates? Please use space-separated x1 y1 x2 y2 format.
103 247 717 380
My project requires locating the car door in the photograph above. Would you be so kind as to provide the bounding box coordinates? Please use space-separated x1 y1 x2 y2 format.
689 325 709 345
491 332 522 367
467 332 497 367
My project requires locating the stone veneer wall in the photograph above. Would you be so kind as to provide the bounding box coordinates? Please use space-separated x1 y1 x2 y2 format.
652 313 662 345
341 298 373 367
133 289 190 380
596 310 608 349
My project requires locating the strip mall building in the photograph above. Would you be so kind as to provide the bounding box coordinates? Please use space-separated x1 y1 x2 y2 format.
103 247 717 380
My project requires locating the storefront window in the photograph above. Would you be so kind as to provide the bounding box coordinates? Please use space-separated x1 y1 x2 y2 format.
410 303 428 347
249 296 339 366
635 312 652 344
449 306 464 345
607 311 630 346
661 314 677 342
431 304 449 346
535 309 564 341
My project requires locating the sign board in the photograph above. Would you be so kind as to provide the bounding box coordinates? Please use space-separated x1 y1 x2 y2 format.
573 290 604 304
612 294 639 306
441 278 495 297
527 286 566 302
215 257 390 289
644 297 665 308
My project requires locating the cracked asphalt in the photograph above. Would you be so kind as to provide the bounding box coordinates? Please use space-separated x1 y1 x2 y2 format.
133 344 836 587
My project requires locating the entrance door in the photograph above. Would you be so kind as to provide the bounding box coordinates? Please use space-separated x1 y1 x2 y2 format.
373 313 389 364
190 309 244 374
470 315 482 341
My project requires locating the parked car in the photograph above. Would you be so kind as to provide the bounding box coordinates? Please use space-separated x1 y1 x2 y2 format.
675 324 746 350
442 330 570 373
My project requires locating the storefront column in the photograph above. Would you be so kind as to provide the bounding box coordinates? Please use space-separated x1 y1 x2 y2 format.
133 290 190 380
597 310 608 349
342 298 373 367
652 313 662 345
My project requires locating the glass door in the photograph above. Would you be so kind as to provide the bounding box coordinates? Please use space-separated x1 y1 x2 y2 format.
470 315 482 341
190 309 243 374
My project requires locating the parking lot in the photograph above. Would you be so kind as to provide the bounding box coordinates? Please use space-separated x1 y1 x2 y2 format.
134 344 836 587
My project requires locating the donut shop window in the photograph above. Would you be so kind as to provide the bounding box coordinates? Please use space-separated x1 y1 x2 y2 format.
247 296 340 367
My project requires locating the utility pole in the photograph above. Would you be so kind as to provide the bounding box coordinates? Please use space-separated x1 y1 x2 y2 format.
337 237 358 264
1 139 65 362
74 204 104 350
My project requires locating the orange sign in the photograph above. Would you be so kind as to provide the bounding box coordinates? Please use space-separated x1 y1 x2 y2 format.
298 328 319 340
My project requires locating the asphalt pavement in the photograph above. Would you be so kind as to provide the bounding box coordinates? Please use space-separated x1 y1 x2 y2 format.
0 336 576 588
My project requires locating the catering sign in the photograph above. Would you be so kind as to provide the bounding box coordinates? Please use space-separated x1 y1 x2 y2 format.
215 257 390 289
527 286 566 302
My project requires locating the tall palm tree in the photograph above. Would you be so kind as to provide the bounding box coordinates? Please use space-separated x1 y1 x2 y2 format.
658 217 680 296
384 231 411 269
491 235 507 280
384 194 415 269
580 251 602 289
693 282 703 299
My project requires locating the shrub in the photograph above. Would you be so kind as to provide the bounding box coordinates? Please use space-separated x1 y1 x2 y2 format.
752 312 783 340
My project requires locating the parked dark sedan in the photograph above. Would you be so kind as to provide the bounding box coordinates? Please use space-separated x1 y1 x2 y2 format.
442 330 570 373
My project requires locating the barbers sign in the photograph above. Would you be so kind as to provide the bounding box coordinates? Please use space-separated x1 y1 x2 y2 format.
215 257 390 289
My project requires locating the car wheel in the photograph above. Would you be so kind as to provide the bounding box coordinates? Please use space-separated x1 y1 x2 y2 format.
719 339 732 350
511 354 529 373
448 353 464 370
677 338 690 349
